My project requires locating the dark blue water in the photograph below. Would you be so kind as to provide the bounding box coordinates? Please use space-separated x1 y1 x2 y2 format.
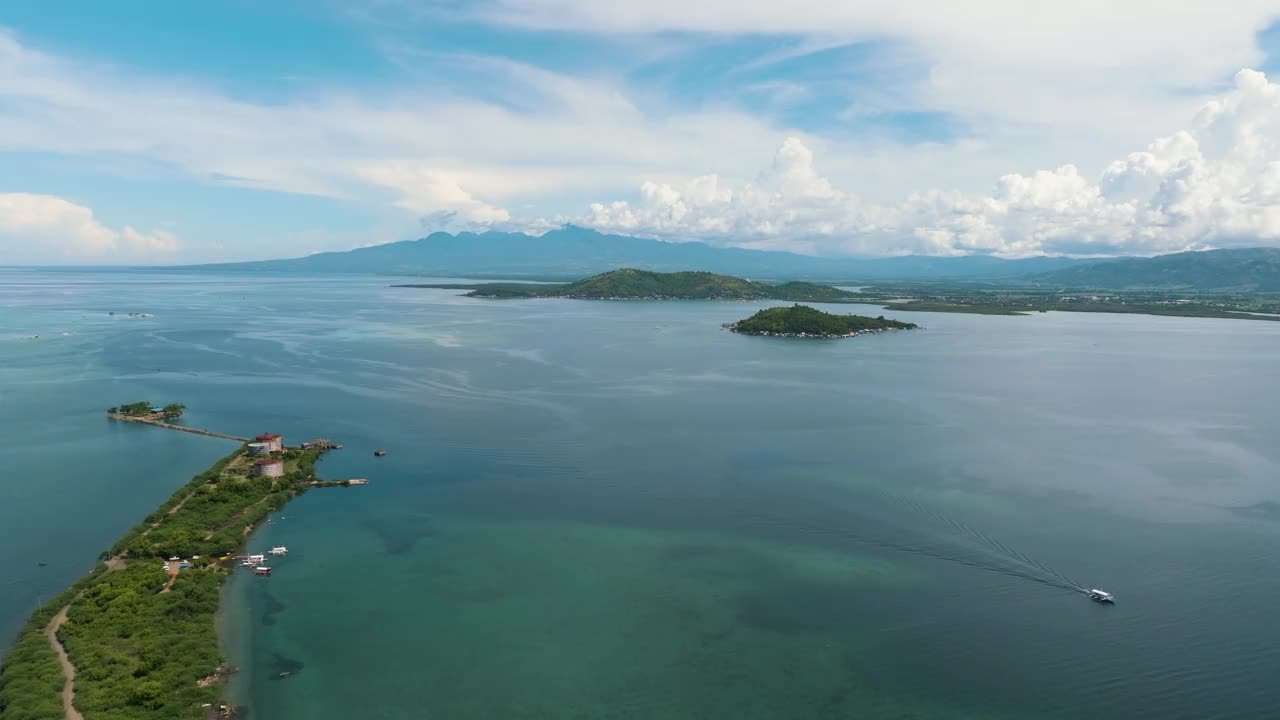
3 269 1279 719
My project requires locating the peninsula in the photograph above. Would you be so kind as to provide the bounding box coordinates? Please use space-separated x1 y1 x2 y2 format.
0 409 359 719
726 304 918 338
395 268 861 301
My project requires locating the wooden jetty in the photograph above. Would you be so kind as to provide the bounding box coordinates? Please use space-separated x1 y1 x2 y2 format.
107 414 249 442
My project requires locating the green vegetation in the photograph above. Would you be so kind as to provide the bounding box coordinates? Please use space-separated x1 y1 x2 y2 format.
857 284 1280 320
110 446 322 561
396 268 861 301
108 402 185 419
0 434 338 720
0 568 106 720
728 304 917 337
113 401 155 417
60 564 223 718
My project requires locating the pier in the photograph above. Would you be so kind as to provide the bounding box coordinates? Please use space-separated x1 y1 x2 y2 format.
107 414 249 442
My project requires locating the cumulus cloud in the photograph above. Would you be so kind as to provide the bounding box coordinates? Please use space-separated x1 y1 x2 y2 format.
0 193 178 263
358 163 512 224
577 70 1280 257
3 12 1280 259
0 30 783 233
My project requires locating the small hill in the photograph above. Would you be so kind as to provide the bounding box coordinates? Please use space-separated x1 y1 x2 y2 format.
728 305 917 338
557 269 768 298
399 269 861 301
551 269 858 300
1035 248 1280 290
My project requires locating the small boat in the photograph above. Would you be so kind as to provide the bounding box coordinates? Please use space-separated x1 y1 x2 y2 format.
1088 588 1115 603
254 566 273 576
374 450 386 457
269 546 288 556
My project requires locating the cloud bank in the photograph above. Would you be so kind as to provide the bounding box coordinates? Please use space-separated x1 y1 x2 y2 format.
579 70 1280 257
0 193 177 263
2 4 1280 260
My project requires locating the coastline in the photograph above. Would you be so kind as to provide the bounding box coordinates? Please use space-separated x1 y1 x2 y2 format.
0 418 354 719
214 571 252 714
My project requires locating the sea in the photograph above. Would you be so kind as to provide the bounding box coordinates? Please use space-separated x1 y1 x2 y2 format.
2 268 1279 720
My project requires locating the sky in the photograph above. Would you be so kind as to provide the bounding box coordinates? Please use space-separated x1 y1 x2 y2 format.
1 1 1279 264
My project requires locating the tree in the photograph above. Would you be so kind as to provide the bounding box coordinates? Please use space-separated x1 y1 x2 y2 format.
129 677 165 709
117 401 152 417
161 403 186 420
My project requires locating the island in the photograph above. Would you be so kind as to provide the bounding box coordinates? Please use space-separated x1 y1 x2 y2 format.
0 411 360 720
726 304 918 338
394 268 861 301
110 400 187 421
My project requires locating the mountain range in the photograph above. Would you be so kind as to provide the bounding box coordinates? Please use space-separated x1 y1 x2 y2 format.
192 226 1093 281
188 227 1280 290
1033 248 1280 291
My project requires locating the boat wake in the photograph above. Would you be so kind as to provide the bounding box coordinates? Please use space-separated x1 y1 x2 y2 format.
736 494 1089 595
889 495 1089 594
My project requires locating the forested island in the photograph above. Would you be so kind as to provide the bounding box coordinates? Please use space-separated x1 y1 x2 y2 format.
727 305 918 338
0 414 354 720
395 268 860 301
110 400 186 420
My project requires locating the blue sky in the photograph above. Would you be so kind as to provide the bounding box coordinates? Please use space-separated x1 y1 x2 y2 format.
1 1 1279 263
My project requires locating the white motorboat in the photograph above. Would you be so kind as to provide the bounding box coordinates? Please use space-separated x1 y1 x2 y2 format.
1088 588 1115 603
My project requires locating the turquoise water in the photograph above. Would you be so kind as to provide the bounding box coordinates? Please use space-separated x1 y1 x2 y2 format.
3 269 1280 719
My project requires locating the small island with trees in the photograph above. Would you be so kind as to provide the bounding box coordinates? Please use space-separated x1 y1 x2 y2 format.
109 400 186 420
726 304 918 338
396 268 862 302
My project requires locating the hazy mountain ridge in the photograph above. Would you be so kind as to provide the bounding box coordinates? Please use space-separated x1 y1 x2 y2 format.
1034 248 1280 290
188 227 1097 281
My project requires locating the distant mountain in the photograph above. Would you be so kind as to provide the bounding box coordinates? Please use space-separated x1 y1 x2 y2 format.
1034 248 1280 290
186 226 1094 281
397 268 861 301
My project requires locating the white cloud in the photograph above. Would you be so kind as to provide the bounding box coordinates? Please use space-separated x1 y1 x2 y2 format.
576 69 1280 257
358 164 512 223
0 30 785 232
469 2 1278 134
0 193 178 263
2 5 1280 259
